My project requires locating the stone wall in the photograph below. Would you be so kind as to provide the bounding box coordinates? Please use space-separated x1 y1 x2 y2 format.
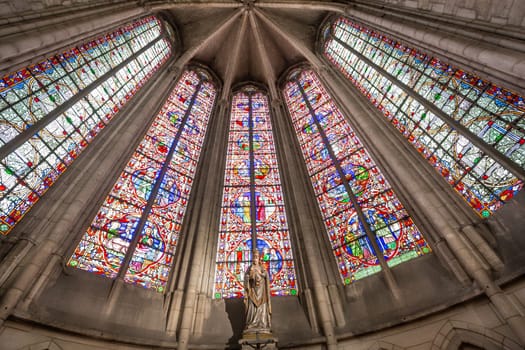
336 278 525 350
1 277 524 349
0 0 127 18
361 0 525 27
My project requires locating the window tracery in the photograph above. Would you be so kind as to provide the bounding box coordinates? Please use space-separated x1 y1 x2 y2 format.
0 16 172 235
214 86 297 298
322 16 523 217
68 68 216 292
283 68 430 284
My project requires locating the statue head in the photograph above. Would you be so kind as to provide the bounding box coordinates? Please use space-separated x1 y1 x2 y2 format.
253 251 261 265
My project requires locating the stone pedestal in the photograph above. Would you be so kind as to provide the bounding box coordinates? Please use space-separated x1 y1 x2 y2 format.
239 331 278 350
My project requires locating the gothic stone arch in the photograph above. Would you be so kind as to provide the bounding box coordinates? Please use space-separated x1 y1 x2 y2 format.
432 321 522 350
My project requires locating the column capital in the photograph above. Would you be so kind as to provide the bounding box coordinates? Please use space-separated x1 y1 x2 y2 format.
271 98 284 109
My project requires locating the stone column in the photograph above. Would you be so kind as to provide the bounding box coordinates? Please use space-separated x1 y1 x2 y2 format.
166 10 245 344
192 98 233 337
176 98 230 350
271 98 339 348
318 63 525 345
0 56 177 328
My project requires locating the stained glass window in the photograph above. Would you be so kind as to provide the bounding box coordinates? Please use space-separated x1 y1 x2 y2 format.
322 16 523 218
0 16 172 235
283 69 430 284
214 86 297 298
68 69 217 292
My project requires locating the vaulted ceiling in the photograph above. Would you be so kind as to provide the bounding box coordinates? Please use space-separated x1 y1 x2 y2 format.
158 1 335 96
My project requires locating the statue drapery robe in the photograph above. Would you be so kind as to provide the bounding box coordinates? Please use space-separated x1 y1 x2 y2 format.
243 262 271 332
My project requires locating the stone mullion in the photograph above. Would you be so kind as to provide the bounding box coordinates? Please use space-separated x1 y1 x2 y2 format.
295 78 401 298
116 81 203 282
330 34 525 182
248 94 258 254
272 89 338 348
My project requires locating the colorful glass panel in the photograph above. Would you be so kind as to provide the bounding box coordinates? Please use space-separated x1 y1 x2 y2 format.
0 17 171 235
68 69 216 292
323 17 523 217
214 88 297 298
284 69 430 284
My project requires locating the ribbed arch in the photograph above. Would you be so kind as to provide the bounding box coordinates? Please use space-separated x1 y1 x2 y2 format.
68 67 217 292
321 15 524 218
0 16 172 235
283 67 430 284
214 84 297 298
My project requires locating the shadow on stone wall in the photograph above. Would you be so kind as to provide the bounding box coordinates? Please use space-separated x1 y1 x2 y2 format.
224 298 245 349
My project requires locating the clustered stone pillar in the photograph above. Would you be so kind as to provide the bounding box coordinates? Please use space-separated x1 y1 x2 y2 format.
270 98 339 348
176 98 230 350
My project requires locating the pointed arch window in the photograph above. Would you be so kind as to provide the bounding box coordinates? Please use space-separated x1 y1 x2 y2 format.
321 16 523 217
283 68 430 284
214 86 297 298
0 16 172 235
68 68 217 292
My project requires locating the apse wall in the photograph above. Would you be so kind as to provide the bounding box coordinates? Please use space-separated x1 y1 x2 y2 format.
1 1 525 349
1 279 525 349
0 55 524 349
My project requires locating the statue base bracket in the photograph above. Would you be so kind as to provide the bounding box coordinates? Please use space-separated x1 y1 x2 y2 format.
239 331 278 350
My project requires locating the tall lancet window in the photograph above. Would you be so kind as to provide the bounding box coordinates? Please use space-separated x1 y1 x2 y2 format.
0 16 172 235
321 16 523 217
283 68 430 284
214 86 297 298
68 68 216 292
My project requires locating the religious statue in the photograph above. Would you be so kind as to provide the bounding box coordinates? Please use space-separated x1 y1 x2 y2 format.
243 251 272 333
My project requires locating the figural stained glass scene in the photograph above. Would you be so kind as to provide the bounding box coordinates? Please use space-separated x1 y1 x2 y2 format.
4 2 525 349
1 8 523 303
68 68 216 292
321 16 524 218
214 85 297 298
0 16 171 235
283 68 431 284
